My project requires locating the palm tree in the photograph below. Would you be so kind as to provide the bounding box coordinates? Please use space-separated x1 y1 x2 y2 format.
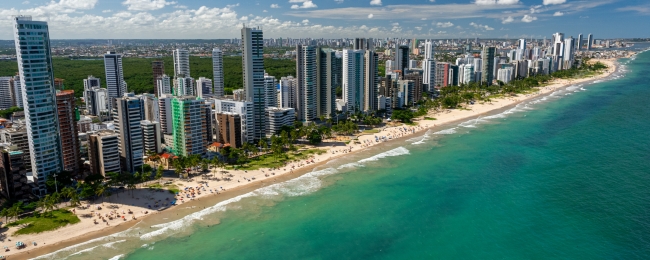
69 192 81 208
8 203 23 221
96 185 107 203
127 178 136 198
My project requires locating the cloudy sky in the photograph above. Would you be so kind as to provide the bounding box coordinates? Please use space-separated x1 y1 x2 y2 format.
0 0 647 40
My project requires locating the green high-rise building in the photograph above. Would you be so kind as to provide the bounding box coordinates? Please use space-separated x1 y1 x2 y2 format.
171 96 209 156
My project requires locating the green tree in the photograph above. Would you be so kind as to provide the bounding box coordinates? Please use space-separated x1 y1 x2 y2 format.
156 165 164 182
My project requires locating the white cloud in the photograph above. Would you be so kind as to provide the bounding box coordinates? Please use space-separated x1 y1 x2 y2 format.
122 0 176 11
263 9 268 12
501 15 514 23
617 5 650 15
474 0 519 5
270 4 280 8
521 14 537 22
543 0 566 5
102 9 113 13
553 11 564 16
429 0 435 2
291 1 317 9
368 13 373 18
370 0 382 6
174 5 187 9
226 3 240 8
414 26 422 30
22 1 30 4
436 21 453 28
302 19 309 24
335 0 344 2
469 22 494 30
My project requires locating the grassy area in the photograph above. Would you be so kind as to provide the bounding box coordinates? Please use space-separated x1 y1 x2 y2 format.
226 149 325 171
148 183 179 194
6 209 80 235
424 117 437 120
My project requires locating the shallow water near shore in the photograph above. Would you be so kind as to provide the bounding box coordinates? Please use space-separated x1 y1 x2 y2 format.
36 47 650 259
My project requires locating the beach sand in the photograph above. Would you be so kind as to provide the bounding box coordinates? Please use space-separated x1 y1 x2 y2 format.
5 59 618 260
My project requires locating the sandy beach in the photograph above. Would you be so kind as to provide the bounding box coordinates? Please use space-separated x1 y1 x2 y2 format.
4 58 619 260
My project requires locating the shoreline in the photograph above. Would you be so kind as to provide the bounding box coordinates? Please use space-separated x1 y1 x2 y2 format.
8 58 620 260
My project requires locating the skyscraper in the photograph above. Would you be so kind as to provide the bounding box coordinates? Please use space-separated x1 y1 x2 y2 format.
422 40 436 93
552 32 565 57
518 39 526 50
316 47 341 118
481 47 496 86
394 45 409 72
157 74 171 96
104 51 127 112
196 77 213 98
175 77 194 96
0 77 13 110
56 90 80 174
152 60 164 97
241 25 266 141
171 97 208 156
173 49 190 77
577 34 583 51
563 38 576 69
212 48 224 97
587 34 593 50
114 94 144 173
11 75 23 108
342 49 365 113
364 50 379 112
296 45 317 122
88 130 121 177
264 74 278 109
13 16 62 193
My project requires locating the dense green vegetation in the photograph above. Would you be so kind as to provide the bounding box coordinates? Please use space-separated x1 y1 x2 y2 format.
6 209 80 235
0 56 295 97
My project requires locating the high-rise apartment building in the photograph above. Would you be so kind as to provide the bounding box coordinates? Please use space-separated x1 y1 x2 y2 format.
216 113 242 148
114 94 144 173
316 48 341 118
10 75 23 108
83 76 101 90
563 38 576 69
173 49 190 77
88 130 121 176
364 50 379 112
422 40 436 93
56 90 80 173
212 48 224 97
481 47 496 86
175 77 194 96
196 77 213 98
13 16 62 193
104 51 127 112
280 76 297 109
158 94 173 135
85 87 108 117
139 94 159 122
342 49 365 113
241 26 266 141
552 32 565 57
296 45 317 122
0 77 13 109
577 34 583 51
587 34 593 50
152 60 164 97
0 127 31 171
157 74 171 96
141 120 161 154
264 74 278 109
214 99 254 145
171 97 208 156
518 39 526 50
394 45 410 72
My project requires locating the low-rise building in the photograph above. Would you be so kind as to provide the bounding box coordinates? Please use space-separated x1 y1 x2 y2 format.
266 107 295 136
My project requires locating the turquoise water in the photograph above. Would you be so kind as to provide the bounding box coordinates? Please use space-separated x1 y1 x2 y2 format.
42 48 650 259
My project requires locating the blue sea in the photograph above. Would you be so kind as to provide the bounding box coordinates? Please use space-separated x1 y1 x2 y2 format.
35 45 650 260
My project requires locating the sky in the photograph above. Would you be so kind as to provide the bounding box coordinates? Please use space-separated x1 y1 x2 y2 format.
0 0 648 40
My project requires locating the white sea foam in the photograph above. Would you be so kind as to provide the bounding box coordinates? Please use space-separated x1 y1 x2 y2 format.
337 162 364 169
108 254 124 260
434 128 457 134
102 239 126 249
410 130 431 144
358 147 410 163
67 245 100 257
566 85 579 91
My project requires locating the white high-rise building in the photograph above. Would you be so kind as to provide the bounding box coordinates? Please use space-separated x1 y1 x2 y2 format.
158 94 173 135
157 74 171 96
518 39 526 50
280 76 297 109
264 74 278 109
83 76 101 90
212 48 224 97
196 77 213 98
296 45 317 122
85 87 108 117
462 65 475 84
173 49 190 77
342 49 365 113
552 32 565 57
104 51 127 112
422 40 436 93
241 25 266 141
0 77 13 109
214 99 254 143
497 68 513 84
563 38 576 68
175 77 194 96
13 16 62 193
385 60 393 75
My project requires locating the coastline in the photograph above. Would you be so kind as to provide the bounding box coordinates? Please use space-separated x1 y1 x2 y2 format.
7 58 619 260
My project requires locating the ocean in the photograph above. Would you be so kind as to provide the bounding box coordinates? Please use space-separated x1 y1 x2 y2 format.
37 45 650 259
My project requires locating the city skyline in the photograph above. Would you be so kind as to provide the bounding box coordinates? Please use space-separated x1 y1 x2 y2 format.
0 0 648 40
